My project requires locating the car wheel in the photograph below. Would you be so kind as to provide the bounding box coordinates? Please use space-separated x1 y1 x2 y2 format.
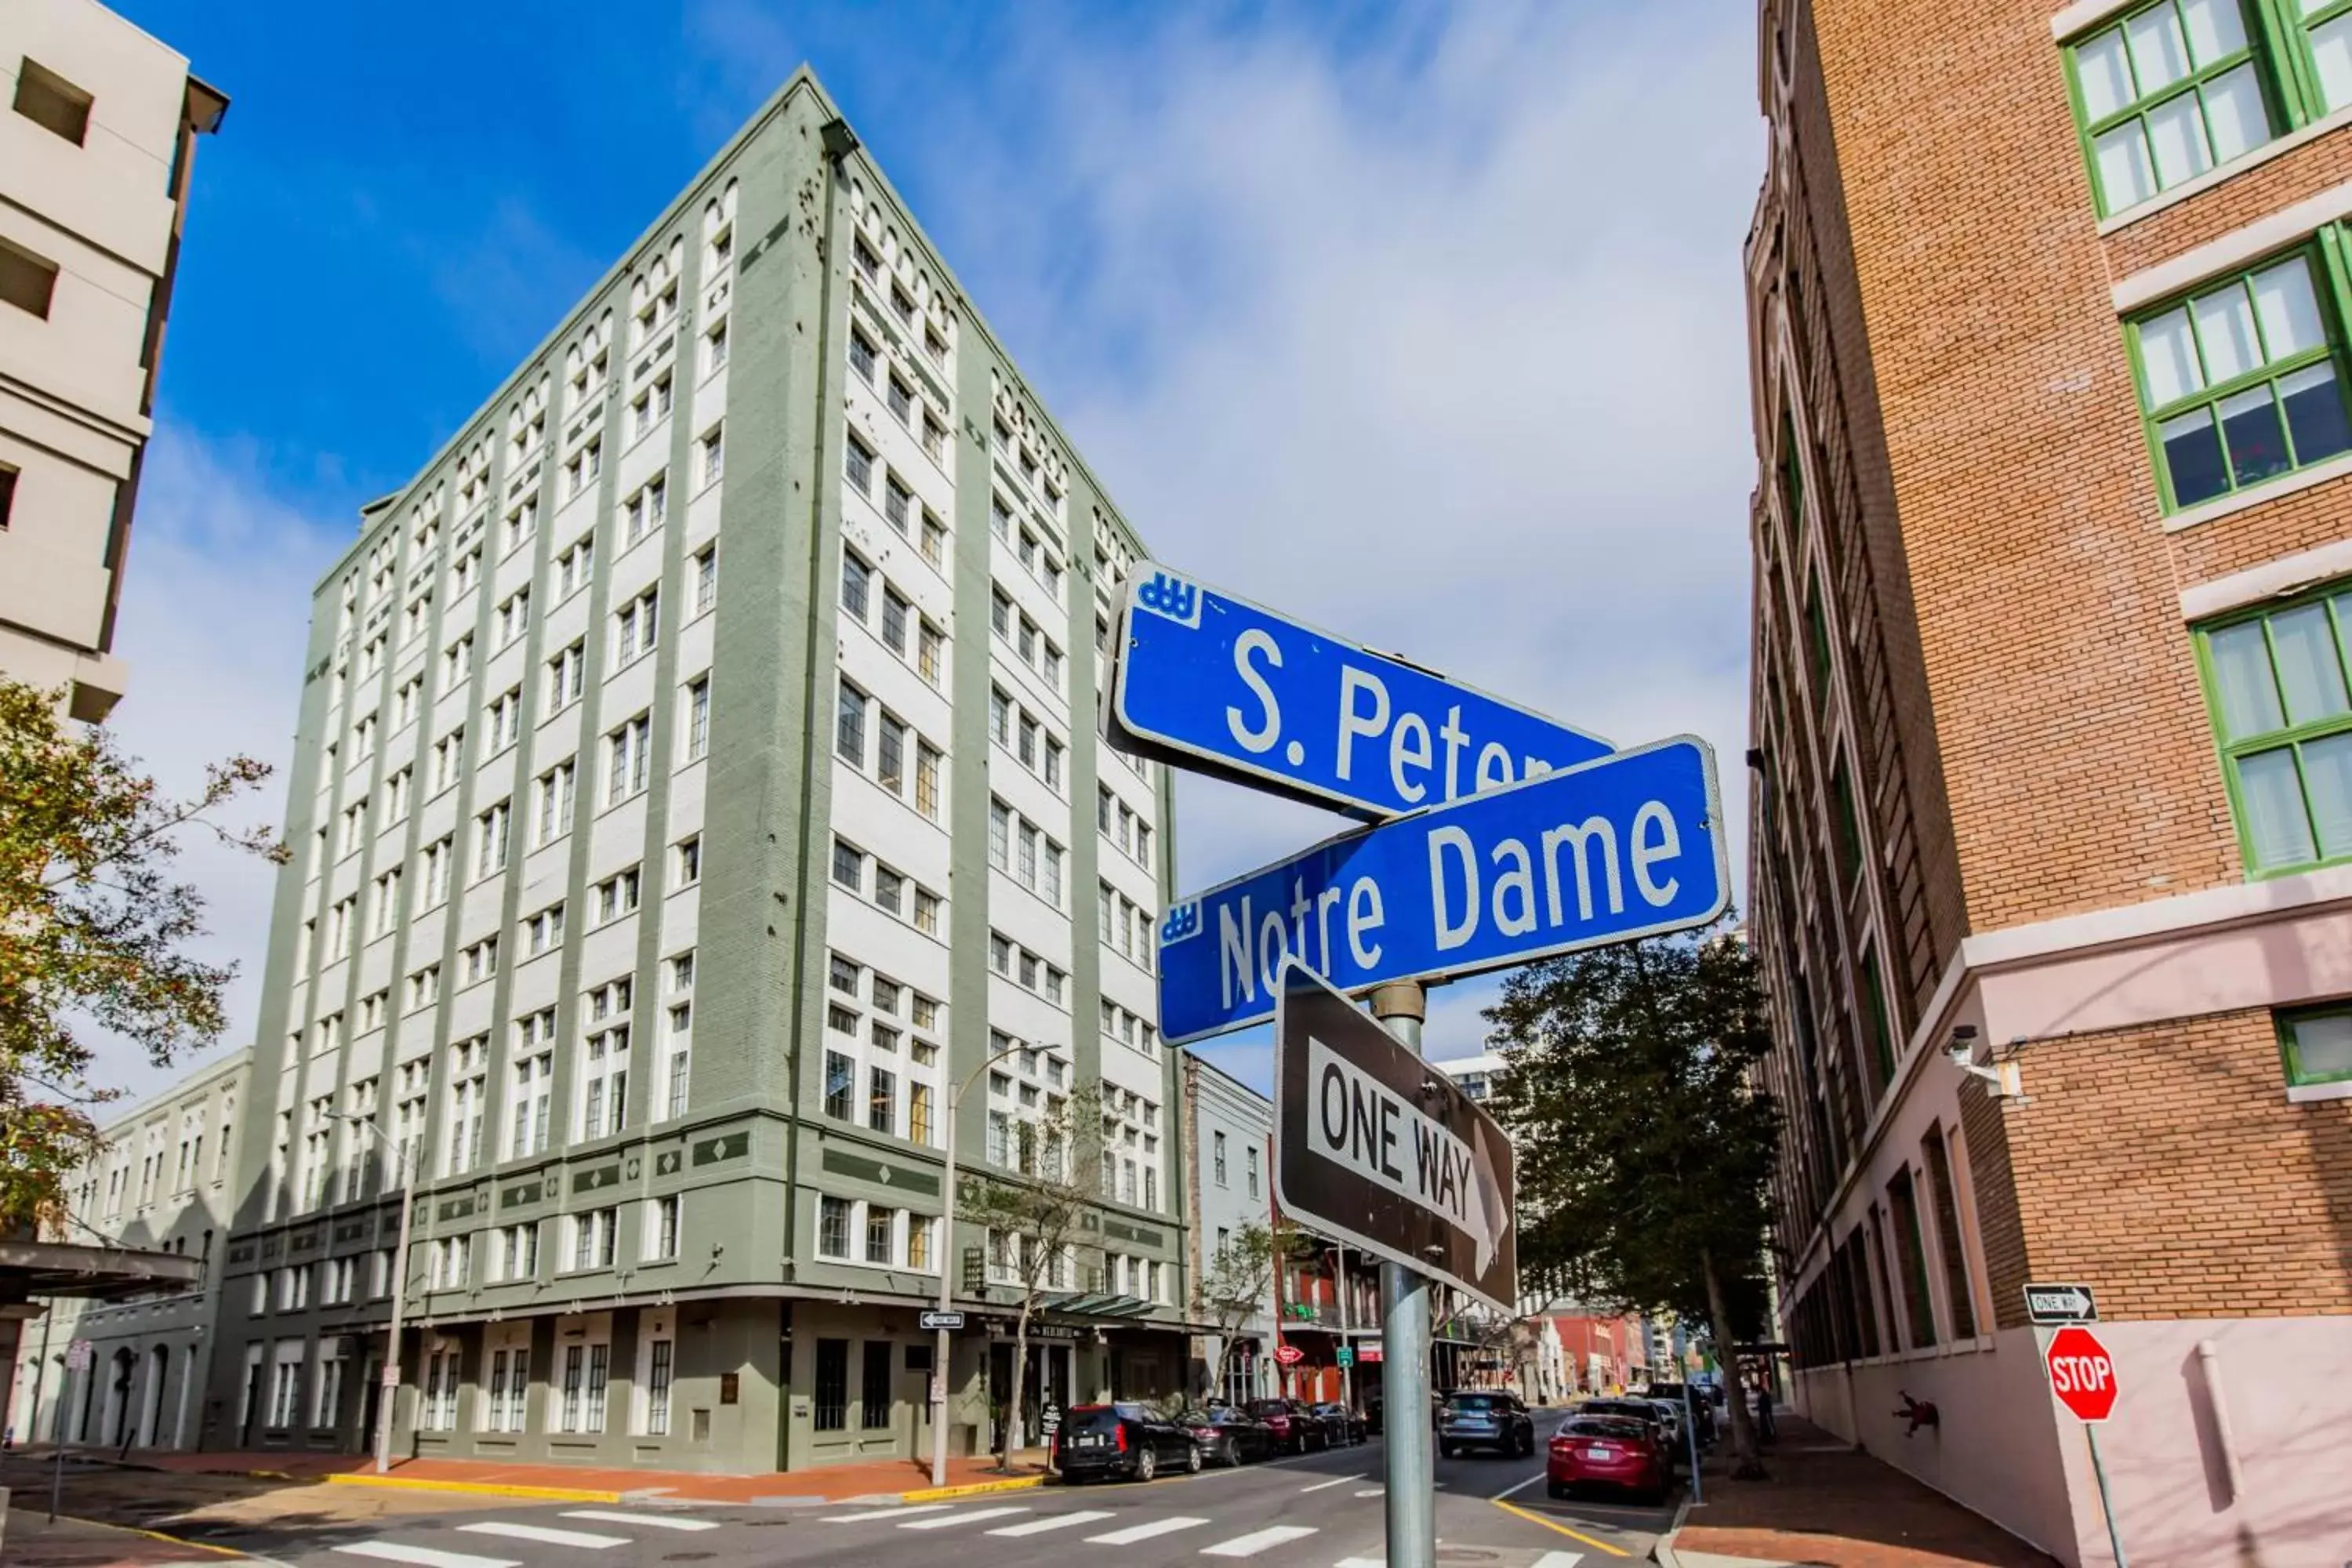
1439 1443 1457 1459
1186 1442 1203 1475
1135 1446 1157 1483
1546 1481 1566 1501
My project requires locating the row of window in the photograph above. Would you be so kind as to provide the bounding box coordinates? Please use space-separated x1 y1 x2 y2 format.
990 684 1067 793
837 677 945 820
848 325 951 465
840 548 946 684
989 797 1068 906
829 833 946 935
843 427 949 568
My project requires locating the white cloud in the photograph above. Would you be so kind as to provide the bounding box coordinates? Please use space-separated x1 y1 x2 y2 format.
84 427 342 1105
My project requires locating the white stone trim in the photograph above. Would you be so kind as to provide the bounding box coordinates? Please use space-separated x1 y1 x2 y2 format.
2288 1078 2352 1102
2097 108 2352 238
2112 176 2352 314
2161 452 2352 534
1963 862 2352 969
2180 536 2352 620
2050 0 2138 40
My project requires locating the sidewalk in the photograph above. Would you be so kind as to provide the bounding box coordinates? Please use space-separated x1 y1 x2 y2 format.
11 1443 1052 1504
1658 1413 2060 1568
3 1504 247 1568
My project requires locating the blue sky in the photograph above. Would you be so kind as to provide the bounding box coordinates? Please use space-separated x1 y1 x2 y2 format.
96 0 1765 1103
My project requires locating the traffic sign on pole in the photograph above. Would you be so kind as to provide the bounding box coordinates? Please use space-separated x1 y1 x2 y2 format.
2024 1283 2099 1324
1160 735 1730 1042
918 1310 965 1331
1272 961 1519 1312
1111 564 1613 821
64 1339 92 1371
2045 1326 2118 1422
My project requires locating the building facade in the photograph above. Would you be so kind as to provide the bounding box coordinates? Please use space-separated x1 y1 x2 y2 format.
1182 1054 1277 1405
1747 2 2352 1562
204 69 1186 1474
16 1051 247 1451
0 0 223 720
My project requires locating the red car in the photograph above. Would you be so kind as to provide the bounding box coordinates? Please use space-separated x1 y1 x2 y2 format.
1547 1415 1669 1504
1246 1397 1327 1454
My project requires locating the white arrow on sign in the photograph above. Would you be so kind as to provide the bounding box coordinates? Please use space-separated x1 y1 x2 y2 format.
2025 1285 2096 1320
1304 1035 1511 1276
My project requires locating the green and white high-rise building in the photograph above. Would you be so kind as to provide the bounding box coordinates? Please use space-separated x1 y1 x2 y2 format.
207 69 1185 1474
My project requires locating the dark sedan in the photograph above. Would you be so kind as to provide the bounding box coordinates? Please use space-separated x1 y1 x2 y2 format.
1179 1406 1276 1465
1247 1396 1328 1454
1310 1401 1367 1445
1438 1390 1535 1457
1054 1402 1203 1482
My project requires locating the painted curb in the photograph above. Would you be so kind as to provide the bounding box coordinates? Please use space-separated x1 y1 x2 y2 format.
35 1512 251 1559
1651 1493 1695 1566
898 1475 1048 1503
325 1473 623 1504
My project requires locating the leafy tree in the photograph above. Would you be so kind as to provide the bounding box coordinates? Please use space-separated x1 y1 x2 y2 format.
1193 1219 1316 1400
958 1081 1104 1470
0 678 282 1231
1485 921 1780 1477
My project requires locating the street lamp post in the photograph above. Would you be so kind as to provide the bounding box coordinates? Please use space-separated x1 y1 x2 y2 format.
930 1042 1023 1489
332 1112 417 1475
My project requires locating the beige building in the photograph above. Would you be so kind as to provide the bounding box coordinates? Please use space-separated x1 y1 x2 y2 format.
0 0 223 720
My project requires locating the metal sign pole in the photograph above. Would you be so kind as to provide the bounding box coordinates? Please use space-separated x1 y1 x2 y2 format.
2085 1425 2128 1566
1372 981 1435 1568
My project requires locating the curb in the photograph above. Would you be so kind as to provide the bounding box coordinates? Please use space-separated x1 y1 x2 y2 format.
16 1510 251 1559
898 1475 1048 1503
1650 1492 1696 1566
325 1474 624 1504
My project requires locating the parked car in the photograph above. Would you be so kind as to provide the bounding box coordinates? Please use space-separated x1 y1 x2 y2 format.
1570 1398 1678 1467
1247 1397 1329 1454
1053 1402 1203 1483
1438 1390 1535 1458
1178 1406 1276 1466
1310 1401 1367 1446
1548 1414 1670 1504
1640 1381 1716 1446
1364 1388 1442 1436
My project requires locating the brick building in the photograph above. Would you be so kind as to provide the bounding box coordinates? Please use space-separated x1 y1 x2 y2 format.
1745 1 2352 1563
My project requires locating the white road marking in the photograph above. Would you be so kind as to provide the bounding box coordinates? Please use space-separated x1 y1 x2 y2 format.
1087 1516 1209 1544
560 1511 721 1532
1336 1558 1387 1568
456 1524 628 1549
987 1510 1117 1537
1489 1472 1548 1501
1353 1487 1385 1497
332 1546 518 1568
1299 1475 1363 1494
1530 1555 1585 1568
1203 1526 1320 1556
901 1506 1030 1530
822 1504 953 1523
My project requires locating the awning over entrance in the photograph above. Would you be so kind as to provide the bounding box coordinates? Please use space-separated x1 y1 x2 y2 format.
0 1240 203 1301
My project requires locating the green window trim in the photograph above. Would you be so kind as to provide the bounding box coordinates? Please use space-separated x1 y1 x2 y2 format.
1830 754 1864 889
1804 571 1831 695
2065 0 2281 219
2194 579 2352 876
1778 410 1806 543
2126 235 2352 511
1859 946 1896 1092
2276 1004 2352 1085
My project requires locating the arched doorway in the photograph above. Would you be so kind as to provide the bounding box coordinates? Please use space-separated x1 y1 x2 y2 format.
103 1348 135 1447
143 1345 169 1449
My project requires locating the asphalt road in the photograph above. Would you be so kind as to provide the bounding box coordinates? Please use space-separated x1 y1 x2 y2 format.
131 1420 1681 1568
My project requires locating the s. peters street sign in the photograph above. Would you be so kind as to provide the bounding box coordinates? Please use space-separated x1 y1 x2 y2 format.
1159 734 1730 1042
1111 563 1613 821
1273 961 1518 1312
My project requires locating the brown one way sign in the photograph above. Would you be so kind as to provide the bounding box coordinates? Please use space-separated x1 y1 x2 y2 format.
1272 960 1518 1312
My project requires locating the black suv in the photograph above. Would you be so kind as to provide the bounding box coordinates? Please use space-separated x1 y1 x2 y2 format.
1053 1402 1203 1482
1438 1390 1535 1457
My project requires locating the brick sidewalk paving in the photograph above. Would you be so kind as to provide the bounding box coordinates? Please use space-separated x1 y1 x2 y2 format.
1663 1413 2060 1568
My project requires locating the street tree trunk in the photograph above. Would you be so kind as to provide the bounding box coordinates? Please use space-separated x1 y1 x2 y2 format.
1700 1245 1766 1480
1003 1299 1032 1473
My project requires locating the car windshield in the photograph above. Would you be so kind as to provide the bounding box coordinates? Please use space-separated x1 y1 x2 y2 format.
1564 1417 1647 1438
1065 1405 1123 1432
1447 1393 1508 1411
1580 1401 1655 1421
1211 1410 1252 1425
1247 1399 1290 1417
1175 1410 1213 1425
1646 1384 1690 1400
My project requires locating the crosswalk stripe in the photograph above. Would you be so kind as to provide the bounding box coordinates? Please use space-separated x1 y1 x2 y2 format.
1087 1515 1208 1544
1203 1526 1320 1557
332 1545 518 1568
560 1511 720 1532
1299 1475 1362 1494
1336 1557 1386 1568
456 1524 628 1549
1353 1488 1385 1497
986 1510 1117 1537
822 1504 953 1523
901 1506 1029 1530
1530 1555 1585 1568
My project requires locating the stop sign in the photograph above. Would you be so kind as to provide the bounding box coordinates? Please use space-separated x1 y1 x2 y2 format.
1274 1345 1305 1365
2045 1326 2118 1422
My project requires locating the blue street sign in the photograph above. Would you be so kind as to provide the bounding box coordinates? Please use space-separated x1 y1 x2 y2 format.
1157 735 1730 1044
1112 563 1613 821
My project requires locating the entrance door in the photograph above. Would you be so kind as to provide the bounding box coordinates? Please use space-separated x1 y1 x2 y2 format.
986 1341 1068 1451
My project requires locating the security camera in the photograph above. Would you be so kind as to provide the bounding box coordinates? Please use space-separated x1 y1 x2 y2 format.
1943 1025 2017 1094
1944 1025 1980 1069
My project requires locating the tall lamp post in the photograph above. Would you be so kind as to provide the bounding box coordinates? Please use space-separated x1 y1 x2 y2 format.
930 1041 1023 1489
332 1112 417 1474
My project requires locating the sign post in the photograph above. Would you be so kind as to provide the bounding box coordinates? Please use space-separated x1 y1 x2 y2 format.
2045 1325 2125 1566
1371 981 1437 1568
55 1340 93 1521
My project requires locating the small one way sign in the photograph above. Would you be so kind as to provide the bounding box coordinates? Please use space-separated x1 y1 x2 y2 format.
1272 960 1517 1312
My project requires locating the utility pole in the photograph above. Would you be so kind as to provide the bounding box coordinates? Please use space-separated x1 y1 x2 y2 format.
1370 980 1434 1568
334 1112 415 1474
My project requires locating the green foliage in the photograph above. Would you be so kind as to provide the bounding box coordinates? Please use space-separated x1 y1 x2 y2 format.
1193 1219 1317 1392
0 678 282 1230
1484 922 1779 1335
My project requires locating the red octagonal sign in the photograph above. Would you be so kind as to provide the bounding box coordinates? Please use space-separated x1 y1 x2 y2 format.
2045 1326 2118 1422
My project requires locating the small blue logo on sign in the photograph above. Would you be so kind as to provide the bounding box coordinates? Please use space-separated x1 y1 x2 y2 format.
1134 570 1202 629
1161 903 1203 946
